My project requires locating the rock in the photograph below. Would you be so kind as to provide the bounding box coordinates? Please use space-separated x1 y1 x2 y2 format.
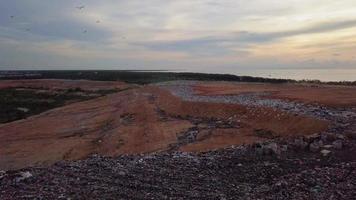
58 194 68 199
280 145 288 152
321 132 337 142
16 171 33 182
309 141 323 152
320 149 331 157
255 147 264 155
345 131 356 140
263 143 280 155
311 185 322 193
17 107 29 113
118 171 126 176
332 140 343 149
293 138 308 150
305 133 320 143
0 170 5 179
323 145 333 149
336 134 346 140
274 180 288 187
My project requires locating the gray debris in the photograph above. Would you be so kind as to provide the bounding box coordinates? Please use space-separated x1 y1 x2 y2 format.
293 138 308 150
155 81 356 122
332 140 343 149
17 107 29 113
320 149 331 156
1 143 355 200
323 144 333 149
15 171 33 182
263 142 281 155
310 140 323 152
0 171 5 179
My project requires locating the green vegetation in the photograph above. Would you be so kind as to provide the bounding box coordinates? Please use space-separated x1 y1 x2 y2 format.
0 70 295 84
1 70 354 85
0 87 118 124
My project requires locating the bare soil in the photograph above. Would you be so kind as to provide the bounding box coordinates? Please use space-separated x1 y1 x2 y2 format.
0 79 356 199
193 82 356 107
0 80 332 170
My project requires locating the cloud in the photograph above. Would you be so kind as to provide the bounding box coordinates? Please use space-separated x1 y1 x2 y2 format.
229 19 356 44
133 37 236 56
135 19 356 57
0 0 356 73
265 19 356 39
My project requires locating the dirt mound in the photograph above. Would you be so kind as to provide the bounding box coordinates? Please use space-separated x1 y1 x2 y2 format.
0 88 192 170
0 80 355 199
0 82 330 170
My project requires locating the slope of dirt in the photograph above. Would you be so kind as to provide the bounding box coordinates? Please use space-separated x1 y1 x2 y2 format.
0 79 131 124
0 82 329 170
193 82 356 107
0 88 192 170
1 80 355 199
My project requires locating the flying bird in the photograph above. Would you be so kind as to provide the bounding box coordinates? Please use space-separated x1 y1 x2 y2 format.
82 30 87 33
76 5 85 10
96 20 101 23
25 28 31 31
10 16 15 19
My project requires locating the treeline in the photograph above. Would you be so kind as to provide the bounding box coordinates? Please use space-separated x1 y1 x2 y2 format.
0 70 295 84
0 70 355 85
298 79 356 86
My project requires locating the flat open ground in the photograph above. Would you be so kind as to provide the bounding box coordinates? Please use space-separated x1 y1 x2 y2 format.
193 82 356 107
0 80 355 170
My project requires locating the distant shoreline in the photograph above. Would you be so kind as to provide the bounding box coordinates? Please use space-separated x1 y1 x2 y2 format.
0 70 355 86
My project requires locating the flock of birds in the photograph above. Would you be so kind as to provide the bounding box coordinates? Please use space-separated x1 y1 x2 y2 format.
9 5 125 38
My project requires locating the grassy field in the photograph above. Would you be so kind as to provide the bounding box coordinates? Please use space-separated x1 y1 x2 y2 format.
0 87 119 124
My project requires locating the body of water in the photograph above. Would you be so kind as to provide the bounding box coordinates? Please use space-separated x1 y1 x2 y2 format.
183 68 356 82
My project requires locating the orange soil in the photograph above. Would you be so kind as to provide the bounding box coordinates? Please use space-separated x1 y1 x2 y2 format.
0 88 192 170
193 82 356 107
154 87 328 151
0 79 129 91
0 81 330 170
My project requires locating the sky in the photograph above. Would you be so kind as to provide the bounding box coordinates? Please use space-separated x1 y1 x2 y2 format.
0 0 356 73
